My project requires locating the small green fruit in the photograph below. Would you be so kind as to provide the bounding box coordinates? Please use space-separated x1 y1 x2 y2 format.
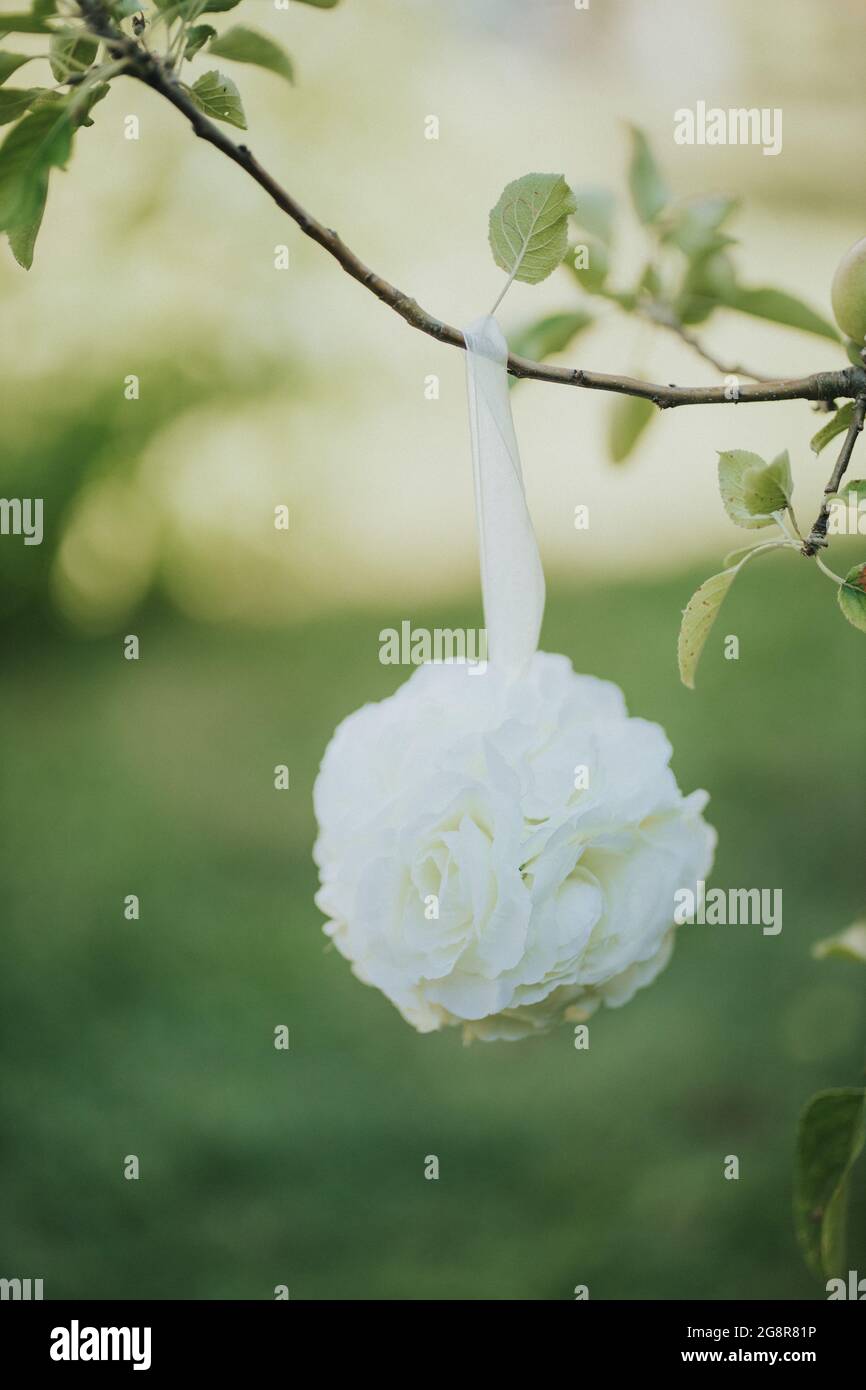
831 236 866 345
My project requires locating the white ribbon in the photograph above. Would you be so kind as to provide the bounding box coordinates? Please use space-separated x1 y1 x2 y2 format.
463 314 545 675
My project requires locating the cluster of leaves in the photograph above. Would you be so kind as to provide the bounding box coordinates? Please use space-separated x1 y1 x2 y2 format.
677 447 866 688
0 0 338 268
494 129 839 461
482 160 864 688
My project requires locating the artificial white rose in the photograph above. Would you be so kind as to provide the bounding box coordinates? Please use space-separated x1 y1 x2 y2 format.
313 651 716 1041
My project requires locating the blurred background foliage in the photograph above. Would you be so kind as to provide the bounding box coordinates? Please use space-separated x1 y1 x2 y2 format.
0 0 864 1299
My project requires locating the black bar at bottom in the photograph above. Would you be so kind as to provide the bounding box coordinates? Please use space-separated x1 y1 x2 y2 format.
1 1298 863 1374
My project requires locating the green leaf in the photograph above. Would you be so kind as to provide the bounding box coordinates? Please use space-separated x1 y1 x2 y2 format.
488 172 576 286
187 69 246 129
207 26 293 84
0 13 55 33
75 80 110 128
7 173 45 268
568 234 608 293
0 92 73 236
794 1088 866 1280
113 0 145 15
607 392 654 464
678 565 739 690
626 125 669 225
508 311 593 377
742 449 793 516
663 195 738 257
292 0 340 7
677 542 785 688
675 248 737 326
811 402 854 456
49 30 99 83
201 0 242 11
718 449 789 528
717 284 838 342
0 87 42 126
184 23 216 59
0 52 33 86
837 562 866 633
571 184 615 244
813 920 866 964
838 478 866 503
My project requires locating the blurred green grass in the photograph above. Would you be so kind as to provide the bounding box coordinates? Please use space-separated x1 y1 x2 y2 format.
1 559 864 1301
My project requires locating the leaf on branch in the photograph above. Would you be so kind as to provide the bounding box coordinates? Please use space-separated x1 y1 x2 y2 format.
743 449 793 516
207 26 294 85
0 84 103 266
200 1 243 12
812 920 866 964
570 184 616 245
716 284 838 342
0 52 33 86
567 234 609 293
48 30 99 84
811 402 855 455
837 478 866 503
488 172 576 286
0 94 74 237
662 194 738 258
185 24 216 60
718 449 791 529
0 13 57 34
76 81 110 129
0 87 43 127
607 391 654 464
794 1088 866 1281
626 125 669 225
7 173 45 268
677 565 739 690
677 542 785 688
507 311 593 383
674 248 737 326
292 0 341 7
187 70 247 129
837 562 866 633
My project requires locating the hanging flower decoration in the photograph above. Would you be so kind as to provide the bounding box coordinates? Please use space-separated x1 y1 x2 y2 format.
314 315 715 1040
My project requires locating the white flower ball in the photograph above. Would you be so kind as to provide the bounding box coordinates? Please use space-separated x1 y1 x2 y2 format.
313 652 716 1041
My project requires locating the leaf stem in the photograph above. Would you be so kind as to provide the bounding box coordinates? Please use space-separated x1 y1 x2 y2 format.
814 553 845 586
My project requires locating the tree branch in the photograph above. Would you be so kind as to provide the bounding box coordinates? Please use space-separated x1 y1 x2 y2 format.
801 395 866 555
76 1 866 411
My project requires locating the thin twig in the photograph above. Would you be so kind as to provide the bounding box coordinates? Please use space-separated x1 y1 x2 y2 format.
639 303 770 382
802 395 866 555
